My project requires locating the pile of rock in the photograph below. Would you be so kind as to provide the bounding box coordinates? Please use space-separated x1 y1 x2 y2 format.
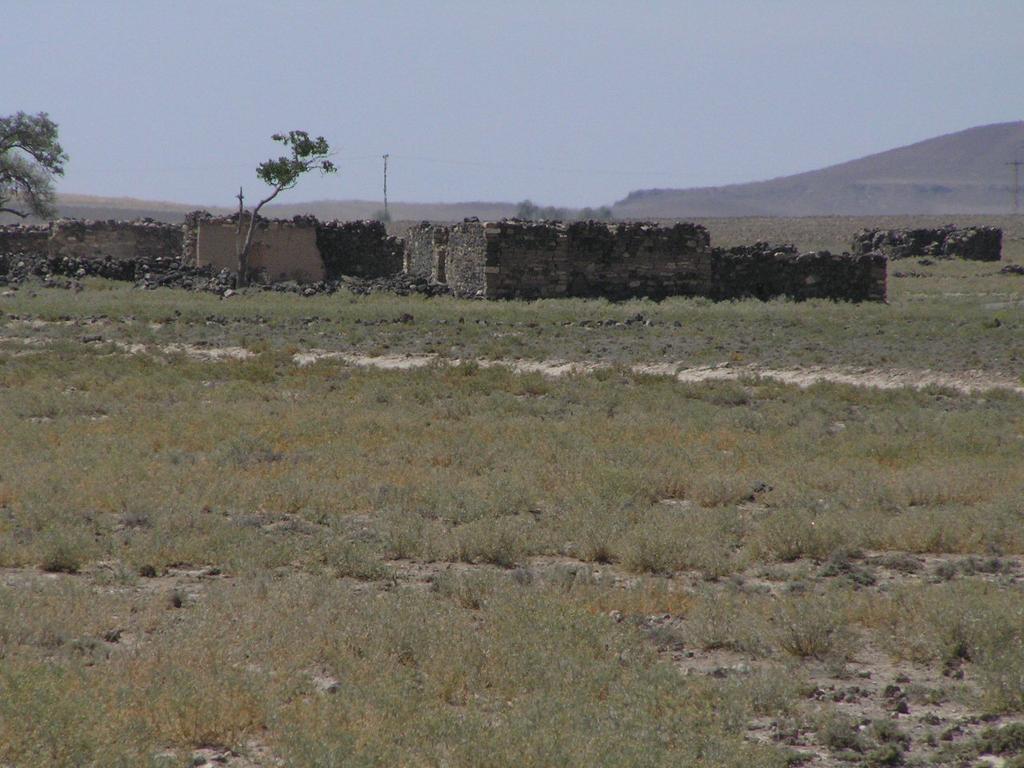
0 247 451 299
851 225 1002 261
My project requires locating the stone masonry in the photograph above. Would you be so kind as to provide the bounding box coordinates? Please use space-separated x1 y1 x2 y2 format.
851 225 1002 261
1 215 888 301
0 219 183 262
316 220 404 279
415 220 886 302
436 220 713 300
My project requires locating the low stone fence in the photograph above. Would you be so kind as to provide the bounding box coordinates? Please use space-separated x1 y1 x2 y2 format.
0 220 183 262
0 224 50 254
851 225 1002 261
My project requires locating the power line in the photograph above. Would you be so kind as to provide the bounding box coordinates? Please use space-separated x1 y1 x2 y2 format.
382 153 389 218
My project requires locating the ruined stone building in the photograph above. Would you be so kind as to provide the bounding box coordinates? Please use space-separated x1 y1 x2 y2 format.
405 220 887 302
2 214 896 302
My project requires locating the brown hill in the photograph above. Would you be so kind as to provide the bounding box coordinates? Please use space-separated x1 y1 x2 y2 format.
614 121 1024 218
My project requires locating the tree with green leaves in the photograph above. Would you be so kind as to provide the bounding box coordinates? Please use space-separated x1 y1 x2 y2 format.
235 131 336 285
0 111 68 219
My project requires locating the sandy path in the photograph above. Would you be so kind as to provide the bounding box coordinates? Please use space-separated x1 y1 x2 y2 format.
293 350 1024 395
3 334 1022 394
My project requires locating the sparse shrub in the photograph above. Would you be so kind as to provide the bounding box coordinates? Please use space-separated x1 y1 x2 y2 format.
684 589 768 654
816 711 865 753
772 593 849 660
973 723 1024 755
453 516 532 568
865 743 904 766
39 538 84 574
319 540 390 581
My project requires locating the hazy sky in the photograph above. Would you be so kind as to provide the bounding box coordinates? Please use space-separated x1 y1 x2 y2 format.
3 0 1022 207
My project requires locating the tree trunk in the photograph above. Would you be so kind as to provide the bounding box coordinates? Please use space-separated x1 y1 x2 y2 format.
235 185 282 288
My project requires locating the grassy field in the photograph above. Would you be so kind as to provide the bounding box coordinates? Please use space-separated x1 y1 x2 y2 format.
2 216 1024 767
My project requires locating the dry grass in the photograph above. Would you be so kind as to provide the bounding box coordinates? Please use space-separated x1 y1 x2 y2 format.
2 227 1023 765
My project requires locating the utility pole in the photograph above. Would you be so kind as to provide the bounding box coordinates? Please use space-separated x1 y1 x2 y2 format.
382 153 390 220
1008 159 1023 213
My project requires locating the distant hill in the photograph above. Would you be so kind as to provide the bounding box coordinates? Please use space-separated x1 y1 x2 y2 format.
614 121 1024 218
0 195 521 226
6 121 1023 225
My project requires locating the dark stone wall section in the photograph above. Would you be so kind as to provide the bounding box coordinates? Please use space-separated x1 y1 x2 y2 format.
711 245 886 302
851 225 1002 261
431 221 885 302
0 224 50 254
316 220 404 279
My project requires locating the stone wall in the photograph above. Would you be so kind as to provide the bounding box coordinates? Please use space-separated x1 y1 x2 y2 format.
420 221 885 302
443 220 713 300
195 216 324 283
564 221 711 300
48 220 184 262
404 222 449 281
316 220 404 279
182 210 212 266
711 245 886 302
851 225 1002 261
0 220 183 262
0 224 50 254
445 220 491 297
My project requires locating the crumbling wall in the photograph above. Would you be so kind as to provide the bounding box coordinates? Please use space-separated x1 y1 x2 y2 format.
404 222 449 281
420 222 885 302
316 220 403 279
438 220 713 300
851 225 1002 261
0 224 50 254
942 227 1002 260
196 216 324 283
182 210 213 265
48 220 184 262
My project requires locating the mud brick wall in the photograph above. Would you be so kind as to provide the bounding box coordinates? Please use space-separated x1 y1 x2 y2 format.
0 224 50 254
851 225 1001 261
711 247 886 302
196 216 325 283
48 220 184 262
316 220 404 279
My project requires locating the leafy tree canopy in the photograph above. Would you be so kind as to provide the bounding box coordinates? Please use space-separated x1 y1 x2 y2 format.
0 111 67 219
256 131 335 193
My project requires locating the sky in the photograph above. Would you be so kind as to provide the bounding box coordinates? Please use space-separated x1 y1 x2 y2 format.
3 0 1022 208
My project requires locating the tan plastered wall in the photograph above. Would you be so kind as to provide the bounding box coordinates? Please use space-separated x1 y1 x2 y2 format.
196 220 325 283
